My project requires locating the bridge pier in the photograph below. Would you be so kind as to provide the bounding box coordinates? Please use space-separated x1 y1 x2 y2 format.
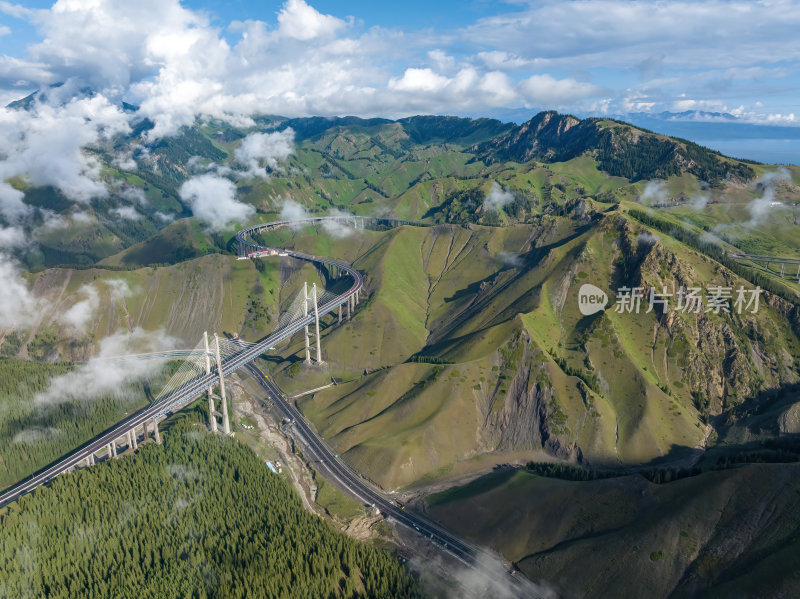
129 429 137 450
153 418 161 444
347 295 351 320
109 441 117 458
303 282 312 364
313 283 323 364
338 304 342 324
781 262 786 277
797 263 800 282
214 334 231 435
204 331 218 433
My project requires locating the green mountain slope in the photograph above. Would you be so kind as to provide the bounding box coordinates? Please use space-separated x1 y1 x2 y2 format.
258 207 798 489
472 111 756 183
425 462 800 598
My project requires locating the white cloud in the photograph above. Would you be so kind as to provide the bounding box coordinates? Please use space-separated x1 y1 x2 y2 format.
0 253 41 329
463 1 800 72
113 151 138 171
517 74 601 106
34 328 176 406
0 2 34 20
637 231 659 245
497 251 522 267
690 193 709 210
111 206 141 220
178 173 254 231
0 183 29 222
747 167 791 225
389 68 451 93
483 181 514 212
277 0 346 41
638 180 669 206
13 426 60 444
61 284 100 333
0 225 24 248
322 208 355 238
1 0 794 133
0 92 130 204
279 198 312 226
234 129 295 179
119 186 147 205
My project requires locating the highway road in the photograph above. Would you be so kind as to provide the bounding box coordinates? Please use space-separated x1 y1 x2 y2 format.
244 362 545 598
0 238 364 510
1 215 545 597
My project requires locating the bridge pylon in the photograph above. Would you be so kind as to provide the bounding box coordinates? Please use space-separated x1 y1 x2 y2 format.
313 283 323 364
203 331 218 433
303 282 312 364
214 333 231 435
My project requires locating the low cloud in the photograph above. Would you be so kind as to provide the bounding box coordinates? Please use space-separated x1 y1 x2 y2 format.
119 186 148 206
483 182 514 212
0 225 26 249
700 230 724 246
0 182 30 222
0 93 131 208
322 208 356 238
111 206 141 220
497 251 523 268
637 231 659 245
690 193 709 210
178 174 255 231
638 180 669 206
155 211 176 223
517 73 601 106
278 199 357 237
279 198 312 226
234 129 295 179
34 328 176 406
747 167 792 226
0 253 42 330
61 285 100 333
410 552 555 599
59 279 134 334
13 427 61 444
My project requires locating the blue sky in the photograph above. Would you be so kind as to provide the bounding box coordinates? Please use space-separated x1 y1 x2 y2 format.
0 0 798 127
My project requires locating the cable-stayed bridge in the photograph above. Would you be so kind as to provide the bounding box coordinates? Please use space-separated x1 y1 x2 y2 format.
0 215 544 597
0 216 376 508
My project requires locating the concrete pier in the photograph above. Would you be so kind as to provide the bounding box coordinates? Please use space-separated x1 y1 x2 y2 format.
303 282 312 364
313 283 323 363
214 334 231 435
204 331 217 433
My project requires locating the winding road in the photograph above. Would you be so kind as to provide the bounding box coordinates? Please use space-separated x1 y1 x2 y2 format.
0 215 543 598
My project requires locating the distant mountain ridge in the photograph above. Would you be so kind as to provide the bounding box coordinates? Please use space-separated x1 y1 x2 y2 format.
471 110 756 183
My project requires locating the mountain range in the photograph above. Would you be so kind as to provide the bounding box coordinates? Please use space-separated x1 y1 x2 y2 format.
2 107 799 597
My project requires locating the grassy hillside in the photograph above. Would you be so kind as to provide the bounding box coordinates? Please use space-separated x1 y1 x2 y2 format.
254 208 798 490
425 462 800 598
10 253 282 359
